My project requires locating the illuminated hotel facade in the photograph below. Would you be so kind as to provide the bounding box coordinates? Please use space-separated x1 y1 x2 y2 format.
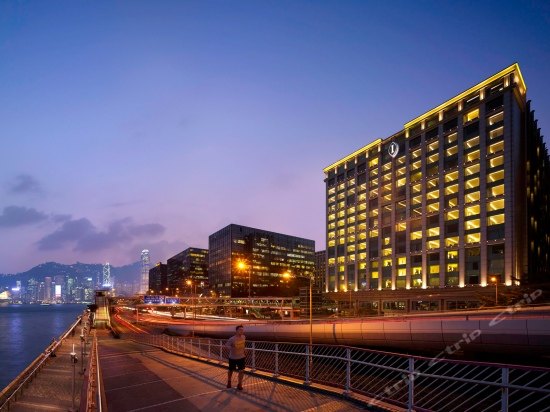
324 64 549 307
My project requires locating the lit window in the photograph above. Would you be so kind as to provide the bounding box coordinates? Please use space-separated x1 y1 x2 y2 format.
328 187 336 195
396 167 406 176
489 156 504 169
427 153 439 163
488 170 505 183
328 240 335 247
358 252 367 260
429 265 440 274
466 233 480 243
447 197 458 208
445 184 459 195
465 136 480 149
427 203 439 213
465 177 480 189
410 160 422 170
383 248 392 256
428 227 440 237
447 250 458 260
445 211 459 221
465 150 480 163
428 141 439 152
464 108 479 123
465 192 480 203
398 268 406 277
411 231 422 240
412 195 422 205
488 111 503 125
412 267 422 276
489 127 504 140
447 263 458 272
488 199 505 211
465 219 481 230
446 133 458 144
412 183 422 193
488 214 505 225
369 230 378 238
446 146 458 157
445 171 459 183
465 163 480 176
371 272 379 279
369 158 379 168
359 262 367 269
410 171 422 182
446 237 459 247
383 259 392 267
465 205 480 216
488 141 504 155
397 177 406 187
328 258 335 265
398 257 406 265
395 222 406 231
490 184 505 197
412 149 421 159
427 240 440 249
427 190 439 200
347 245 356 253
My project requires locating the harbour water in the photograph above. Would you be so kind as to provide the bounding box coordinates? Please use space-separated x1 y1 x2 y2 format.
0 304 85 390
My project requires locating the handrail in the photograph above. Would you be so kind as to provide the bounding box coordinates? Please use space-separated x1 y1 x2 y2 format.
0 313 84 411
83 330 106 412
126 333 550 411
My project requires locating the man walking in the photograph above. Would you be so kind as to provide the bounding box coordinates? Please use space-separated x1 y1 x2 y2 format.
225 324 246 390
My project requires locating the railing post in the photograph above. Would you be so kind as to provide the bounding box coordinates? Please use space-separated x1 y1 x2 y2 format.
501 367 509 412
251 342 256 371
305 345 311 385
274 344 279 377
408 357 415 411
344 348 351 395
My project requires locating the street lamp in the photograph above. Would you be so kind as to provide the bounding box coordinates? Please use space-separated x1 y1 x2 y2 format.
237 259 252 299
186 279 196 336
490 276 498 305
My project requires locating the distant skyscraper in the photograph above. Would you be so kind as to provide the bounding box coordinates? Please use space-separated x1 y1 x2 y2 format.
140 250 150 294
102 262 111 287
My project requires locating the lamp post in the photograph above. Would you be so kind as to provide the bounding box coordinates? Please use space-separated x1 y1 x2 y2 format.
491 276 498 305
186 279 196 336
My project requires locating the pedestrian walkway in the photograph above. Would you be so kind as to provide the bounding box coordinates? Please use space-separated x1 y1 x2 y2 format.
98 334 374 411
3 316 89 412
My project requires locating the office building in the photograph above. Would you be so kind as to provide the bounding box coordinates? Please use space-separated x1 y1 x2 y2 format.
149 262 168 294
323 63 549 310
209 224 315 298
167 247 209 294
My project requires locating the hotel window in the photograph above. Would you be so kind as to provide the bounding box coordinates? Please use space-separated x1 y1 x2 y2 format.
465 177 480 190
488 141 504 155
410 231 422 240
465 191 480 203
369 229 378 238
397 257 406 266
465 163 480 176
465 219 480 230
488 111 504 126
337 219 345 227
427 239 440 249
383 258 392 267
445 210 459 221
395 222 406 232
488 199 505 211
369 158 379 169
427 153 439 164
328 222 336 230
338 183 345 191
488 155 504 169
369 178 379 188
383 248 392 257
464 136 480 150
410 171 422 183
488 170 505 184
465 205 480 217
410 159 422 171
337 256 345 264
488 213 505 226
446 145 458 157
466 233 480 243
464 108 479 123
328 258 336 265
446 132 458 145
447 250 458 260
489 184 505 197
445 170 459 183
328 239 336 247
446 237 459 247
358 252 367 260
412 183 422 193
412 195 422 205
397 268 406 277
427 189 439 200
427 227 440 237
465 149 480 163
427 202 439 213
447 263 458 273
412 148 421 159
489 127 504 140
427 141 439 152
445 183 459 195
382 172 392 182
396 166 406 177
429 265 440 274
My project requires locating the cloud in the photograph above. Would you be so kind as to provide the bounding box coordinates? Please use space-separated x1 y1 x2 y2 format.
9 174 43 194
36 217 166 253
0 206 49 227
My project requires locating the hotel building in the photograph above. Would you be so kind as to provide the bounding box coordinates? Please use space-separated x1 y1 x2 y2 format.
167 247 209 294
209 224 315 298
323 63 549 310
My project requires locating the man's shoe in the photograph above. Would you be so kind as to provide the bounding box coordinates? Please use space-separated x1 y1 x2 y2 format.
237 384 243 390
226 382 232 389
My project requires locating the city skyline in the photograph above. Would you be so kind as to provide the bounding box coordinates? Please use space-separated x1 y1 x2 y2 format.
1 1 549 273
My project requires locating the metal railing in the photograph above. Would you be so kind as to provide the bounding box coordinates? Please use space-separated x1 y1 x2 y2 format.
0 314 83 411
127 334 550 412
83 330 106 412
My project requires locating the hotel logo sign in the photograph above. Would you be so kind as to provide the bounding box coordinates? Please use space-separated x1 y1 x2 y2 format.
388 142 399 158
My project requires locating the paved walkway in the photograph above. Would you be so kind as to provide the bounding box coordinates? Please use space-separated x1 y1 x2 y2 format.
4 316 89 412
98 335 373 412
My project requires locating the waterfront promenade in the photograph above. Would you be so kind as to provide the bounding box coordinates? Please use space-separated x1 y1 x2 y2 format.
2 323 385 411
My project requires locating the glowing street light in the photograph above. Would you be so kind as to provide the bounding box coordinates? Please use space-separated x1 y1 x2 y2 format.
490 276 498 305
237 259 252 299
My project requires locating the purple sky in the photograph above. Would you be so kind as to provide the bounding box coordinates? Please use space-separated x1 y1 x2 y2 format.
1 1 549 274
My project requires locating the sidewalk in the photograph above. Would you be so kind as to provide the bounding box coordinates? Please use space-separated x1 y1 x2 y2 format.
98 335 372 412
4 315 89 412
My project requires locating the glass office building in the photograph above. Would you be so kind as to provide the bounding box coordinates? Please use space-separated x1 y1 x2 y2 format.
209 224 315 298
324 63 549 296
